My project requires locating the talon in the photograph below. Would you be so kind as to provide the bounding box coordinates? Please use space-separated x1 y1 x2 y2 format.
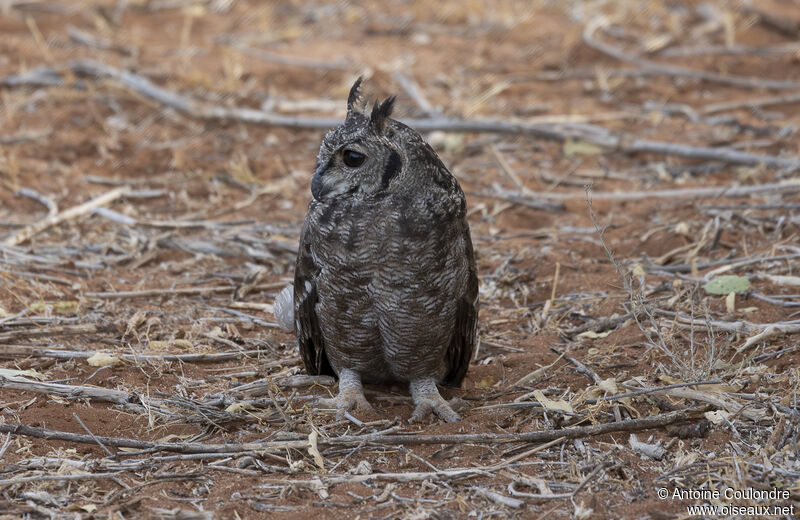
409 378 462 423
409 401 433 423
317 390 373 413
316 368 373 418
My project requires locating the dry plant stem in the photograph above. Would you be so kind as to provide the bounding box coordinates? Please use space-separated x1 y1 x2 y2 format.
533 181 800 201
584 380 722 404
263 468 490 487
0 472 125 488
660 42 800 58
583 17 800 90
83 286 245 299
584 188 672 362
0 324 109 342
661 388 767 423
644 253 799 274
496 437 567 467
73 412 116 459
392 70 440 117
467 190 565 212
658 310 800 352
702 91 800 114
16 188 57 216
0 408 700 453
549 347 601 384
565 311 637 335
743 5 800 38
657 309 800 334
571 461 614 498
0 346 265 363
0 376 166 412
24 60 792 169
233 44 350 71
473 487 524 508
67 25 132 56
4 187 130 246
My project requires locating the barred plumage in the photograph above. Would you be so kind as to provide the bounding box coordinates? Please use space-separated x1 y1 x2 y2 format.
293 78 478 422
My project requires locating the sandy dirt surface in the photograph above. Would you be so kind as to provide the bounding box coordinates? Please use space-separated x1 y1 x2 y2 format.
1 1 799 518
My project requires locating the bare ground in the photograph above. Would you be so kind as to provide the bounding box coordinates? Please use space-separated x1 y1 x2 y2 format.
0 1 799 519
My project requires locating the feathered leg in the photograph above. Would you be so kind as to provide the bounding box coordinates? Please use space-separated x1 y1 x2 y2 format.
409 378 461 423
317 368 372 416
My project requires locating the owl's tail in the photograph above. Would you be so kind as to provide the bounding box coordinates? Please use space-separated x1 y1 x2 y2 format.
273 285 294 332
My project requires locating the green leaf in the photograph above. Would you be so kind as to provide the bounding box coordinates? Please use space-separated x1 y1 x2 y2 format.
703 275 751 295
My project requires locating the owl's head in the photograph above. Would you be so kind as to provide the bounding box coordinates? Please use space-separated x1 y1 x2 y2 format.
311 78 442 202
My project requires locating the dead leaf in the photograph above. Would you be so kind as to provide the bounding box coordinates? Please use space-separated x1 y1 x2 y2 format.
475 375 495 389
573 501 593 520
515 352 565 387
598 378 618 394
308 430 325 470
563 139 604 156
125 311 146 337
156 434 193 443
0 368 45 380
577 330 613 339
704 410 731 425
725 291 735 313
667 388 766 423
29 300 79 315
173 339 193 350
225 402 255 413
86 352 121 367
629 434 665 460
207 326 224 337
674 222 691 235
533 390 573 413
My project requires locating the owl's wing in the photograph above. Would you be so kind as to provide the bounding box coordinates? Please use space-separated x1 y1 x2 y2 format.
441 227 479 387
294 217 334 377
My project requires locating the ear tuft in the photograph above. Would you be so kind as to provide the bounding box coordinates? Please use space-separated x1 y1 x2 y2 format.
347 76 364 113
370 96 396 133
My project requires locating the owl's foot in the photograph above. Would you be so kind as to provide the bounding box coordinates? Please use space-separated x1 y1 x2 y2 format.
409 378 461 423
317 368 373 417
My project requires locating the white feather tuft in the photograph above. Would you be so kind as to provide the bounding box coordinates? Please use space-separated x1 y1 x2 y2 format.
273 285 294 332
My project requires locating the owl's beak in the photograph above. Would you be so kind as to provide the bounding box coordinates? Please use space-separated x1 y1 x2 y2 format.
310 165 328 201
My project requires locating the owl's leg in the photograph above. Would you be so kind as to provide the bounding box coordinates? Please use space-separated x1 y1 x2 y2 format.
317 368 373 416
409 378 461 423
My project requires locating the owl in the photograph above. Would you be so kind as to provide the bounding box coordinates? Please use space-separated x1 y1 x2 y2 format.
291 78 478 422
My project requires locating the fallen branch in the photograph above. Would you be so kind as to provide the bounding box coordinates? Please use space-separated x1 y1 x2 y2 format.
0 324 110 343
4 187 130 246
0 472 125 488
583 17 800 90
83 286 230 299
657 310 800 352
0 346 266 363
265 468 490 487
701 91 800 115
16 188 57 217
9 60 794 170
564 311 637 336
0 408 701 454
0 375 163 411
659 309 800 335
526 180 800 201
661 388 767 423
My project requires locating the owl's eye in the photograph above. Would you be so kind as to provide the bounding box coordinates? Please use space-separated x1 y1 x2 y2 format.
342 149 366 167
